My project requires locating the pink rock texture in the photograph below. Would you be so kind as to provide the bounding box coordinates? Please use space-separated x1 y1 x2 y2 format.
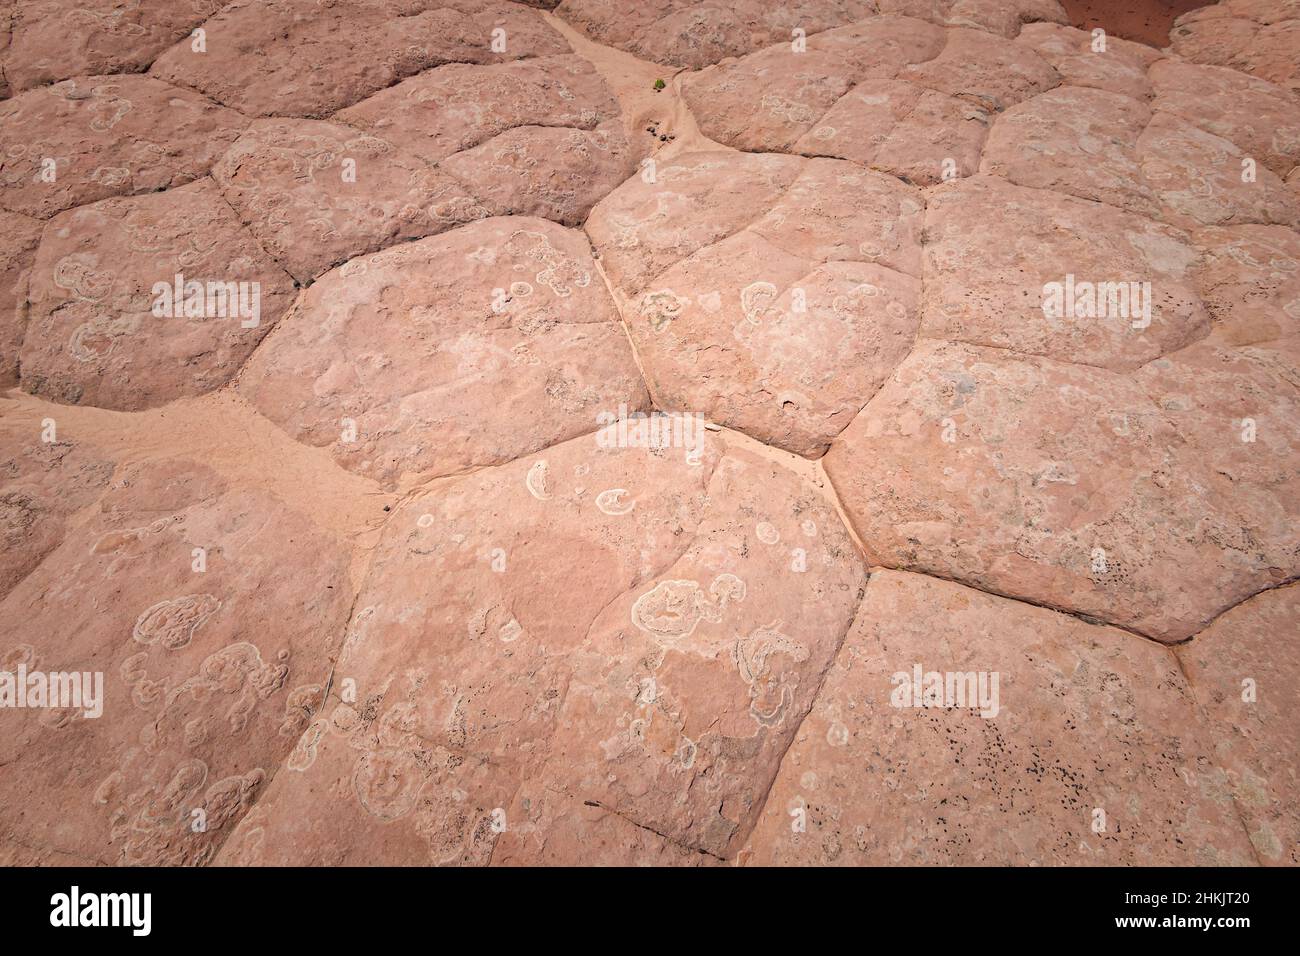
0 458 355 865
921 175 1210 369
0 74 247 220
684 17 1061 183
555 0 880 69
1015 21 1160 100
0 428 114 600
211 118 487 285
1176 582 1300 865
1149 59 1300 178
741 570 1258 865
1192 223 1300 345
238 216 649 487
557 0 1068 68
587 151 923 456
214 432 865 863
20 179 296 410
0 210 43 386
0 0 1296 868
981 87 1300 228
335 54 640 230
148 0 571 118
1170 1 1300 95
3 0 223 93
822 339 1298 642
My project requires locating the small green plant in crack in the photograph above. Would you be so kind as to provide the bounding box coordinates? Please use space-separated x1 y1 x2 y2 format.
653 78 666 91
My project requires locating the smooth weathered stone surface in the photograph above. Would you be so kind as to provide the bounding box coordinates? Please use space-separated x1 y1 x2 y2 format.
212 119 486 284
1170 8 1300 96
555 0 879 69
683 16 948 150
0 74 247 219
897 26 1060 110
20 179 296 410
149 0 570 118
0 429 114 600
0 209 43 386
1014 21 1159 100
980 86 1160 217
983 87 1300 228
823 339 1298 642
217 432 867 863
684 17 1057 183
336 55 639 228
537 444 867 856
1149 60 1300 179
0 458 354 865
437 120 638 224
557 0 1068 68
215 432 722 865
1137 341 1300 521
490 789 721 865
335 55 618 163
1191 224 1300 345
921 175 1210 369
1177 583 1300 865
741 570 1257 865
239 216 649 487
588 152 923 456
1138 112 1300 229
797 81 991 184
934 0 1068 36
2 0 1298 870
3 0 221 93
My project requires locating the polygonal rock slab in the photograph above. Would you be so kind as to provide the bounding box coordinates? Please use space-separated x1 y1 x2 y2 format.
540 445 867 856
683 16 948 151
895 26 1059 111
555 0 878 69
215 432 723 865
335 55 618 164
980 86 1160 217
684 18 1057 184
1013 21 1158 101
1150 60 1300 179
934 0 1069 37
1137 112 1300 229
0 75 247 220
20 179 296 410
1170 13 1300 96
587 151 924 456
921 175 1210 370
489 790 722 866
1137 342 1300 522
212 119 486 284
1191 224 1300 345
741 570 1257 865
216 432 867 863
335 55 639 228
238 216 649 487
1177 583 1300 865
823 339 1299 641
0 210 43 386
149 0 570 118
0 430 115 601
983 88 1300 228
0 458 355 866
794 80 992 185
4 0 221 93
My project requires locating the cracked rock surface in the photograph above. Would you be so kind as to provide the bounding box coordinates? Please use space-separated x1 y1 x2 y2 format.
0 0 1296 867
